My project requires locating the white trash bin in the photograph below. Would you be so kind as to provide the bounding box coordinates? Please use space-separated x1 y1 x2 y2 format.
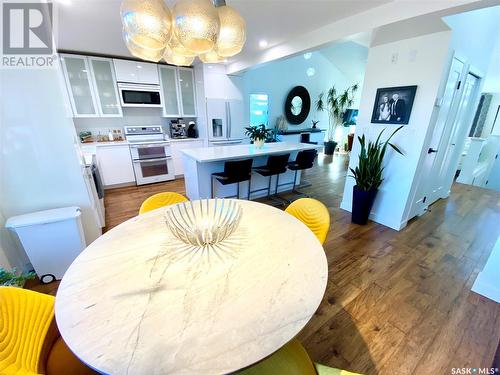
6 207 86 284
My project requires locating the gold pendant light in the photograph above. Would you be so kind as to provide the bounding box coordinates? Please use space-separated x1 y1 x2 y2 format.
123 29 165 62
120 0 246 66
172 0 220 54
215 4 246 57
121 0 172 50
199 49 226 63
163 46 195 67
169 33 197 58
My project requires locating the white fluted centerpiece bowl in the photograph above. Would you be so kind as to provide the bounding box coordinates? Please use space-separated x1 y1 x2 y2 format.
165 199 242 247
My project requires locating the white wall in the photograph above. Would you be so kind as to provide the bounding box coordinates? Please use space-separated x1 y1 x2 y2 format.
241 47 365 140
341 30 452 230
0 210 26 270
443 5 500 76
483 26 500 93
0 65 101 269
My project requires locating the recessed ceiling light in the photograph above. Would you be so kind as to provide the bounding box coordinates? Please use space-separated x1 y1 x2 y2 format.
304 52 312 60
306 67 315 77
259 40 268 48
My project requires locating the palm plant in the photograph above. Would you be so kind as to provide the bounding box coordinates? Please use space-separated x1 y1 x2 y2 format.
350 126 404 191
316 84 359 141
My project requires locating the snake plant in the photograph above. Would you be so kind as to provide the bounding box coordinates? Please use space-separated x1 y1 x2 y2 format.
350 126 404 191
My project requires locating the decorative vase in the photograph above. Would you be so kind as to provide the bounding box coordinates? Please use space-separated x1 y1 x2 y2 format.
351 185 378 225
324 141 337 155
254 138 265 148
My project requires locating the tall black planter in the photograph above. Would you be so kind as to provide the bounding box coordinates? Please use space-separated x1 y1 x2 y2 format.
324 141 337 155
352 185 378 225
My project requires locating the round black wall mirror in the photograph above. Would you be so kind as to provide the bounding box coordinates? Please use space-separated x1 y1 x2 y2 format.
284 86 311 125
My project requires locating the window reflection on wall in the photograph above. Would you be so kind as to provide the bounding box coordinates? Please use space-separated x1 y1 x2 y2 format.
250 94 269 126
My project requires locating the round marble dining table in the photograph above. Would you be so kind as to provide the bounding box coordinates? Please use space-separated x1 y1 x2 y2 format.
55 199 328 375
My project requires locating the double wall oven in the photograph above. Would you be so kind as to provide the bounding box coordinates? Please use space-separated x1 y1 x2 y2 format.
124 126 175 185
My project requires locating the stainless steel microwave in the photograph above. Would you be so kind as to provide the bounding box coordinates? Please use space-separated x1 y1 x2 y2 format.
117 83 162 108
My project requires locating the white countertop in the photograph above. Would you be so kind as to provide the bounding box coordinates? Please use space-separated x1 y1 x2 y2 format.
181 142 319 162
80 138 202 148
170 138 204 143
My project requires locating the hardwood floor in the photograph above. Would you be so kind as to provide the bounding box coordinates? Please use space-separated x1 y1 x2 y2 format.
28 154 500 375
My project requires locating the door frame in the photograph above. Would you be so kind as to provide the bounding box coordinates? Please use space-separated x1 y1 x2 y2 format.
406 52 483 219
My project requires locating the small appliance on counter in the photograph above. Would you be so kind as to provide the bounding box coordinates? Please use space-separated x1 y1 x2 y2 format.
170 119 188 139
187 121 198 138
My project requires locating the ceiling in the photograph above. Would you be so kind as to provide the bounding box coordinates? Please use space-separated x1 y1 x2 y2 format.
54 0 390 65
319 42 368 84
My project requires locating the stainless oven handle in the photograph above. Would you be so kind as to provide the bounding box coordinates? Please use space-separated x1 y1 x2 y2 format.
133 157 171 163
130 144 167 149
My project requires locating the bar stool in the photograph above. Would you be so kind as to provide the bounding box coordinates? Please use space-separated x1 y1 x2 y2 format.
252 154 290 203
211 158 253 199
287 149 318 199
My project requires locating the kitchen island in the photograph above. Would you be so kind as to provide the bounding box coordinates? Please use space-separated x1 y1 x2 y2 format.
181 142 320 200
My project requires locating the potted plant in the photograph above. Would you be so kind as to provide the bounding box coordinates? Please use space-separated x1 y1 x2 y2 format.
0 267 35 287
316 84 358 155
245 124 272 148
349 126 404 225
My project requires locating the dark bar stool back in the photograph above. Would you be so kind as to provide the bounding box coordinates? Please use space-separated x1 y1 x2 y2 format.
253 153 290 197
288 149 318 192
212 158 253 199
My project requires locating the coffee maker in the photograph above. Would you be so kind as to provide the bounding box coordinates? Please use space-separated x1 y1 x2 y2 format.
187 121 198 138
170 119 187 139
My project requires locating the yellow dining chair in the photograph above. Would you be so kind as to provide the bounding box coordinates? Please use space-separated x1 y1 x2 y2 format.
285 198 330 244
237 338 361 375
0 286 55 375
0 286 98 375
139 192 188 214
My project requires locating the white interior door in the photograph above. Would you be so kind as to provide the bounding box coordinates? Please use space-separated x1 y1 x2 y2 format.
439 73 480 191
410 57 464 216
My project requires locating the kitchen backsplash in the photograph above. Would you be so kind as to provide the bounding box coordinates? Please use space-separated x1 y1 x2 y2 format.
73 107 196 138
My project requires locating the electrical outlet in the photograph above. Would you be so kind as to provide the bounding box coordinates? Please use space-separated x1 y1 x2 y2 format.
391 53 398 64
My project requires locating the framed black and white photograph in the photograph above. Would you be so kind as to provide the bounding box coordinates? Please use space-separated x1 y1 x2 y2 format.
370 85 417 125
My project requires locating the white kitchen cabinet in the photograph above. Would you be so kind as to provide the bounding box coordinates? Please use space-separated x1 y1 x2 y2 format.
61 54 122 118
159 66 197 117
60 55 99 117
96 145 136 187
89 57 122 117
171 139 204 176
159 65 181 117
178 68 197 117
113 59 159 84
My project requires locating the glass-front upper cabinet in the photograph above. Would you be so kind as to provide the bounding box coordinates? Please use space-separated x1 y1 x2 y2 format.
89 57 122 117
178 68 196 117
61 55 98 117
159 65 181 117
